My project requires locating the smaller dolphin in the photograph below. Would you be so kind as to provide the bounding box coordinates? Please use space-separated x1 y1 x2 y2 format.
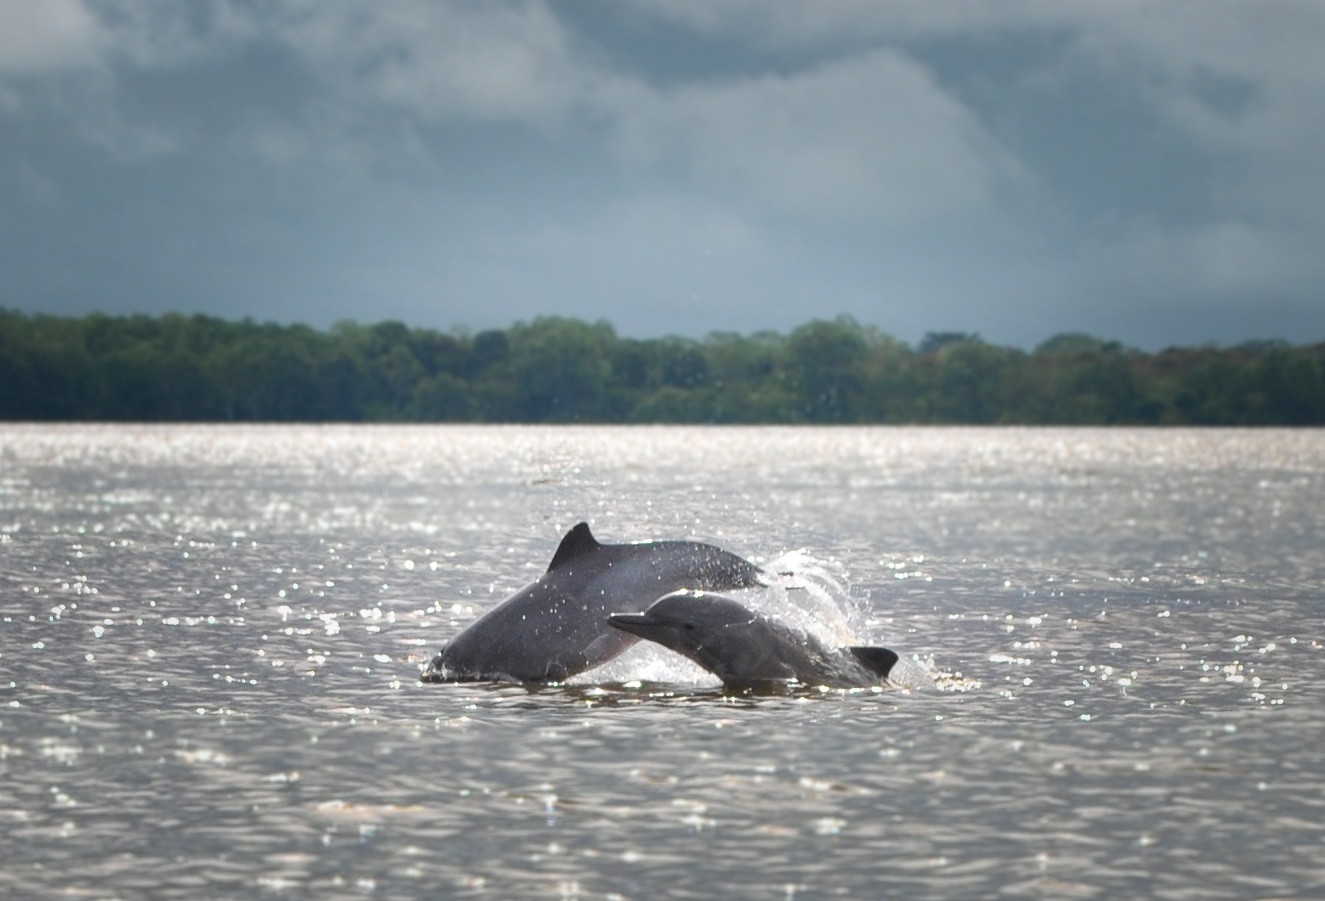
608 590 900 692
422 524 763 684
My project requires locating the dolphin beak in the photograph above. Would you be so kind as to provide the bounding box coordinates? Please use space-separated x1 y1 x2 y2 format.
607 612 657 636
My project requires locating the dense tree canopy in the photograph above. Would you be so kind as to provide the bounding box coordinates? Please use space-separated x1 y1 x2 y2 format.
2 308 1322 424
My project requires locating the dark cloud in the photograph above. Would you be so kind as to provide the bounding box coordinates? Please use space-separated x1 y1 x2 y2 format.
2 0 1323 348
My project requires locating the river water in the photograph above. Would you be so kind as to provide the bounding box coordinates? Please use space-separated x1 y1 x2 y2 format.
1 425 1322 900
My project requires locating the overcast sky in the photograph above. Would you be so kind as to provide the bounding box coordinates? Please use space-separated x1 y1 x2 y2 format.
3 1 1323 349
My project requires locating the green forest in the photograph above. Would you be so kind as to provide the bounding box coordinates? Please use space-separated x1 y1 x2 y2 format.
2 308 1322 424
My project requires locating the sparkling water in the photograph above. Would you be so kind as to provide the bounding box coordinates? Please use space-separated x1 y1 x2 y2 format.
2 425 1322 899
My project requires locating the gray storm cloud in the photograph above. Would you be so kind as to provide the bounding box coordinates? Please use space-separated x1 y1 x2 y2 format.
1 0 1323 346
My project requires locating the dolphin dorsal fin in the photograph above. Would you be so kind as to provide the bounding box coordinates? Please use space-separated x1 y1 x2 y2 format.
847 646 900 680
547 522 601 572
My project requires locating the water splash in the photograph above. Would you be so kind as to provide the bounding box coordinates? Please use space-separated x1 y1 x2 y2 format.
748 549 863 647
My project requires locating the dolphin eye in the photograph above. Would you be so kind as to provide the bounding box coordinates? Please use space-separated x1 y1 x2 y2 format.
683 622 697 632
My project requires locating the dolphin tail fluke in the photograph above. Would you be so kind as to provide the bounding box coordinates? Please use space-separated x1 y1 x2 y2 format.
846 646 900 681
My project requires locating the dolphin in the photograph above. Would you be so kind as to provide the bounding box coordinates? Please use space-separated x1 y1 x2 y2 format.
421 523 763 684
607 590 900 692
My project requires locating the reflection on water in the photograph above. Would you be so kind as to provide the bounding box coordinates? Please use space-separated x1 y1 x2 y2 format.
2 425 1323 899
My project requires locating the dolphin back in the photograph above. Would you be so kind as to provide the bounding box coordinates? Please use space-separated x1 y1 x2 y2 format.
642 539 764 591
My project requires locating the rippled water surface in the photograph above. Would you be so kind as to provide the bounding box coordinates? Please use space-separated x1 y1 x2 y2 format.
2 425 1323 899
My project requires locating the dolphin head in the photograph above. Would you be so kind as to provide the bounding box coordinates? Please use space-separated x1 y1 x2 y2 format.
608 590 757 660
610 590 816 688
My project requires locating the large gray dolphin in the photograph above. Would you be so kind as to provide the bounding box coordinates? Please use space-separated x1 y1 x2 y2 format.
608 590 900 692
421 523 763 684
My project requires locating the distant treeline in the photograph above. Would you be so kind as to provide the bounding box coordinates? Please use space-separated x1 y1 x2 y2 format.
2 308 1323 424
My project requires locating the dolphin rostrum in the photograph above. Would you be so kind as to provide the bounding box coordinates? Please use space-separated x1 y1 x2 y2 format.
421 523 763 684
607 590 900 692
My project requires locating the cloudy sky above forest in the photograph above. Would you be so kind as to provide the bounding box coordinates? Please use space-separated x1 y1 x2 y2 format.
3 0 1324 348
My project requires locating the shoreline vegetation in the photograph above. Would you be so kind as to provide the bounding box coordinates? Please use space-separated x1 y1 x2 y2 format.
2 308 1322 424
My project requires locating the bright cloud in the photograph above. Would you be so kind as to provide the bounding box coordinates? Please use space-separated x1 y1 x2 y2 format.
0 0 99 73
612 50 1026 223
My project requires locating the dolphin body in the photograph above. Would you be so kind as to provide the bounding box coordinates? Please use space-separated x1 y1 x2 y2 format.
422 523 763 684
608 590 900 692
